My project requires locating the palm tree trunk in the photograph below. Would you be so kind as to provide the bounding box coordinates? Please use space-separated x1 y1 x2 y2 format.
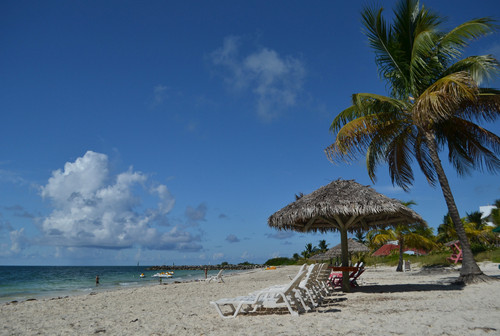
424 131 487 283
396 236 404 272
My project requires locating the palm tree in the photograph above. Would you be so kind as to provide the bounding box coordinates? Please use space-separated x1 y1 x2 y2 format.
326 0 500 283
464 211 496 246
490 199 500 227
438 211 494 247
394 201 435 271
466 211 486 231
318 240 329 253
437 213 457 244
353 231 366 244
302 243 314 259
366 228 396 250
368 201 436 271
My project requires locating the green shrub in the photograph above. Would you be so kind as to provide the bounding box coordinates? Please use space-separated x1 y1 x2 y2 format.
470 242 489 255
366 252 452 267
475 247 500 263
264 257 296 266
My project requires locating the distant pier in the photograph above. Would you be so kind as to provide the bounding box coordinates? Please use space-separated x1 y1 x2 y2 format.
147 264 265 271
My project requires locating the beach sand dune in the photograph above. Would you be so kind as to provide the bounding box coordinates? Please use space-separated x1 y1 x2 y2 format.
1 263 499 335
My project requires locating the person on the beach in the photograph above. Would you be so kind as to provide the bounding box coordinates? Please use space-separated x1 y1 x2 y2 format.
95 275 99 286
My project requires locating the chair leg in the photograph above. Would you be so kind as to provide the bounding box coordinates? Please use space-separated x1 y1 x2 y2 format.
293 289 312 312
211 302 236 319
232 302 247 318
279 293 299 316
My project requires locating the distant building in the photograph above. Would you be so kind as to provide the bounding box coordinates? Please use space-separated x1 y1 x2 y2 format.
480 205 497 227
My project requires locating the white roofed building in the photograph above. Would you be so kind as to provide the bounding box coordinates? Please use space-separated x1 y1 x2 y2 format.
480 205 497 227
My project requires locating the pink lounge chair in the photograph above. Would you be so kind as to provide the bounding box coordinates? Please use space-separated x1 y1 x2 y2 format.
446 241 463 264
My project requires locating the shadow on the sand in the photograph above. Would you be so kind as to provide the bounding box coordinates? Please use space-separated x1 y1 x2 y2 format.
314 296 346 314
354 282 465 294
236 296 346 317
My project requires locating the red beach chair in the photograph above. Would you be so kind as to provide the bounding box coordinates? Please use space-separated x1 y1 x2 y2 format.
330 262 365 288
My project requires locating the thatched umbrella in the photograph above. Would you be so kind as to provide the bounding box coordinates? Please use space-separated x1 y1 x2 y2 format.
325 238 370 258
268 179 424 291
310 239 369 262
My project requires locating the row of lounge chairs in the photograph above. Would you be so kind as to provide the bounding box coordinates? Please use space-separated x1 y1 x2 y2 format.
210 263 365 318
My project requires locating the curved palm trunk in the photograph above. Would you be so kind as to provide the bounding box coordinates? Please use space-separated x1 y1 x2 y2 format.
424 131 486 283
396 236 404 272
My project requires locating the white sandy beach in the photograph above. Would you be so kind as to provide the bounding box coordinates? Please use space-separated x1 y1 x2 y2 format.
1 262 499 336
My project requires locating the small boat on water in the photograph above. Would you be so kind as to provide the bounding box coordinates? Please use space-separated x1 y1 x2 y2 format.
139 273 145 278
152 271 174 278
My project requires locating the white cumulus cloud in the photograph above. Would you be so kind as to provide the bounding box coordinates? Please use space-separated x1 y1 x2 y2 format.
211 36 306 121
40 151 200 251
10 228 26 254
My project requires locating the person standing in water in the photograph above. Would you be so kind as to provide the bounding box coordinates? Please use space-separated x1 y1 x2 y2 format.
95 275 99 286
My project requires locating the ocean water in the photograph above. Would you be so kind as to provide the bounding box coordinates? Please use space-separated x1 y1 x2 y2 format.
0 266 225 304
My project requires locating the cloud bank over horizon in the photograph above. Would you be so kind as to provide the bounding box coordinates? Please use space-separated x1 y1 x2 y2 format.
39 151 202 252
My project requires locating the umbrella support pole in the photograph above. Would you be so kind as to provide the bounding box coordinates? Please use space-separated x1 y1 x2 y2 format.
340 227 350 292
332 214 357 293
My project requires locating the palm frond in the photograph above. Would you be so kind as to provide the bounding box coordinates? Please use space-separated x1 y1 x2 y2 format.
404 232 436 250
444 119 500 175
413 131 437 186
410 29 441 94
413 71 478 125
327 115 383 163
438 18 498 60
361 6 410 95
455 88 500 123
365 117 412 182
330 105 361 133
386 128 415 190
444 55 500 85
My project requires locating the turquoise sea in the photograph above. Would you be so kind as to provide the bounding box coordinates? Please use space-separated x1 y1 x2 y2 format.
0 266 226 304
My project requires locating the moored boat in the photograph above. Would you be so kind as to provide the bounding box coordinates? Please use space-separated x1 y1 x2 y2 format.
152 271 174 278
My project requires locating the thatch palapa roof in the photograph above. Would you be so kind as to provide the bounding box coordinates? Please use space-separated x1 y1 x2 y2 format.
310 239 369 260
268 179 424 233
328 238 369 257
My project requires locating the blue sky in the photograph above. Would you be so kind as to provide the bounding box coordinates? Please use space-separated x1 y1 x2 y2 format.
1 0 499 266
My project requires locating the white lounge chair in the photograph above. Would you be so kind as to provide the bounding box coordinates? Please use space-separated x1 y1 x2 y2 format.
256 264 318 311
206 269 224 283
288 264 307 280
296 264 322 308
210 268 307 318
403 260 411 272
313 263 331 295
